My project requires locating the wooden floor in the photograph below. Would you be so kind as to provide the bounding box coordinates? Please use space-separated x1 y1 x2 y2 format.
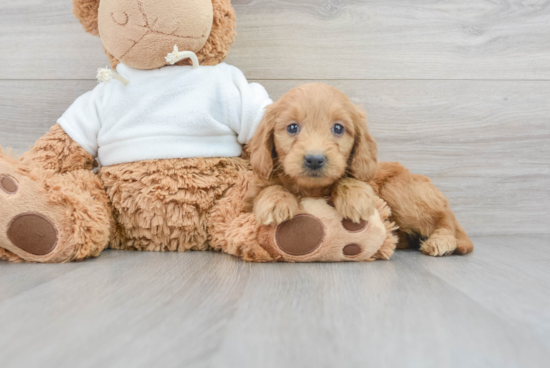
1 0 550 367
0 236 548 368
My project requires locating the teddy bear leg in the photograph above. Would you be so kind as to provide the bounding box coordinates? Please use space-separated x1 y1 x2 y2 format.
99 157 254 253
0 152 112 263
210 178 397 263
208 171 275 262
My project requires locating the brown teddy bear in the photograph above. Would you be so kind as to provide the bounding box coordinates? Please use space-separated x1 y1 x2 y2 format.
0 0 399 263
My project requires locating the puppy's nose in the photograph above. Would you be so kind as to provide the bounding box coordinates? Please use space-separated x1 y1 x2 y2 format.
304 154 327 170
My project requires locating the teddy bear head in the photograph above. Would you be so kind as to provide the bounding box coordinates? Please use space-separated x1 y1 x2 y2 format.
73 0 236 70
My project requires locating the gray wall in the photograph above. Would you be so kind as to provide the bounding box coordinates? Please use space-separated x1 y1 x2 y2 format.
1 0 549 236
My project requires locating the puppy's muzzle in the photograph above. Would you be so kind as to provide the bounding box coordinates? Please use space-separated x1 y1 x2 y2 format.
304 154 327 170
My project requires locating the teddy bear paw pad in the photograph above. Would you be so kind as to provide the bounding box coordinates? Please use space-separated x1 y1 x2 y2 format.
343 243 362 256
341 219 368 232
0 175 18 194
7 213 59 256
275 214 325 256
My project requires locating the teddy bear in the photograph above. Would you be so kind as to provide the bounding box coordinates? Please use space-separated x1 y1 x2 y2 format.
0 0 400 263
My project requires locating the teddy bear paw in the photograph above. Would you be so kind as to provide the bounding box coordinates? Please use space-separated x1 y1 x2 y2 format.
257 198 391 262
0 160 62 261
0 156 111 263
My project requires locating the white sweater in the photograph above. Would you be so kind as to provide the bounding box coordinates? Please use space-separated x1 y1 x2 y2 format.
58 63 272 167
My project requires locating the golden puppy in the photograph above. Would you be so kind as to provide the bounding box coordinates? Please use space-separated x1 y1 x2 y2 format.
246 83 377 226
247 83 474 257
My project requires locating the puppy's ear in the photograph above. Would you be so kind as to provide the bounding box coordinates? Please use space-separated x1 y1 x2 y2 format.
72 0 101 36
249 103 278 181
348 105 378 182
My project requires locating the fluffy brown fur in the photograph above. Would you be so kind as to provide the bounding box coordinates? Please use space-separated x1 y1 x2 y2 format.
247 83 474 256
246 83 378 226
72 0 100 36
72 0 236 69
21 124 97 174
99 157 250 252
208 170 275 262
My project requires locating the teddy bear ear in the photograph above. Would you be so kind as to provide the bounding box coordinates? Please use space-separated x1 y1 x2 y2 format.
72 0 101 36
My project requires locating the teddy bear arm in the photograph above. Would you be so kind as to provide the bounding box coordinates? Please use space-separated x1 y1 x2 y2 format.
20 124 97 174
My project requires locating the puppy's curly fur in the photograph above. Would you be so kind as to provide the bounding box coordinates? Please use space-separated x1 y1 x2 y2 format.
247 83 474 256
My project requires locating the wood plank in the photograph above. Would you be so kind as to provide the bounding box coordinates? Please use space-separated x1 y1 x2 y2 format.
0 261 84 304
0 80 93 152
0 237 548 368
211 239 550 368
420 235 550 347
1 79 548 236
0 251 252 368
1 0 549 80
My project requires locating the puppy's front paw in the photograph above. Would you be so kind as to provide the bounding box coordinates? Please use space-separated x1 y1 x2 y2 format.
332 178 376 224
254 188 299 226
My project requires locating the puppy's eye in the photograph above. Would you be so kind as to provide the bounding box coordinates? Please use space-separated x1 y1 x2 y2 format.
332 123 345 136
287 123 300 135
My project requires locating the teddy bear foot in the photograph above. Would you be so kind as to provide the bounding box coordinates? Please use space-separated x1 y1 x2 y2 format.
0 154 111 263
0 158 59 262
257 198 398 262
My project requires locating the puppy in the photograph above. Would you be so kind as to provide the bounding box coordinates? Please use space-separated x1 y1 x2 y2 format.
246 83 474 257
245 83 377 226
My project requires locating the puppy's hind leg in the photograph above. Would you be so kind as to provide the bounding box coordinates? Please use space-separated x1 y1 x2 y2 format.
419 208 458 257
420 209 474 256
375 162 473 257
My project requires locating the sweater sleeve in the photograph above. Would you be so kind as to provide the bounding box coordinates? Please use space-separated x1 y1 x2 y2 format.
56 85 105 158
225 65 273 144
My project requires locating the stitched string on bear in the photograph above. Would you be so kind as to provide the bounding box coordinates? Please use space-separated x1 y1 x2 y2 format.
165 45 200 69
96 67 129 85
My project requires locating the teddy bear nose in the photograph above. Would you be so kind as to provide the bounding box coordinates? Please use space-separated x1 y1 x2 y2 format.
304 154 327 170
